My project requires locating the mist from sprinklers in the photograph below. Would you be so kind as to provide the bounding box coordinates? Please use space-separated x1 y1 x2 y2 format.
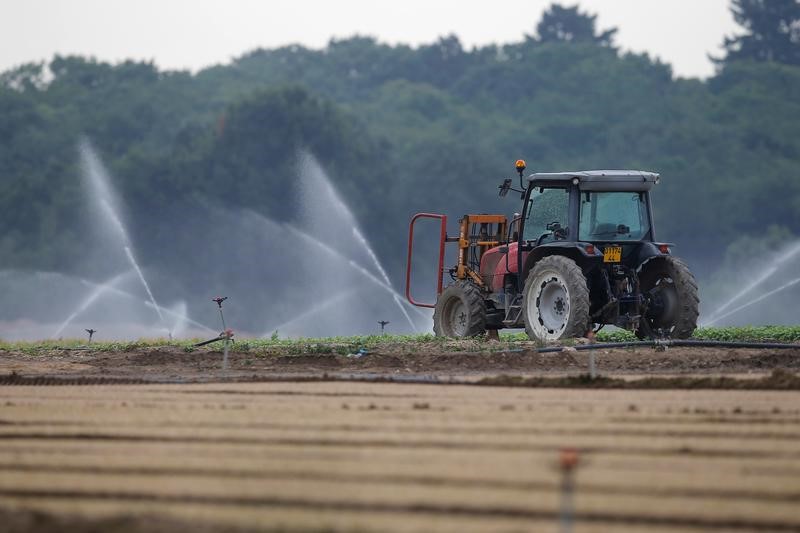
1 136 797 338
77 139 168 331
0 141 209 341
0 141 431 340
288 151 423 335
702 240 800 327
0 270 207 341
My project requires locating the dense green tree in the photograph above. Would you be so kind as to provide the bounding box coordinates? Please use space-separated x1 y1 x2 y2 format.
534 3 617 46
717 0 800 66
0 3 798 287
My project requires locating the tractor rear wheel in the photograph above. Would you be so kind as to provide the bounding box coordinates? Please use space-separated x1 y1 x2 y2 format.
433 280 486 337
522 255 590 341
637 256 699 339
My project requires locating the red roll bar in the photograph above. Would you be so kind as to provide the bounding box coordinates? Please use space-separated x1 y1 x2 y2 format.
405 213 448 308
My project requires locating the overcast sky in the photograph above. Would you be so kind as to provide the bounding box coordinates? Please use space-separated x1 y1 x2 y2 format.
1 0 739 79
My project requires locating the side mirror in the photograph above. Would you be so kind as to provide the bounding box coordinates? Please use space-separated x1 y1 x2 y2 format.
498 178 512 197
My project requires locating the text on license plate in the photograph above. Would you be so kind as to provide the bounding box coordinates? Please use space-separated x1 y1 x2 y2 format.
603 246 622 263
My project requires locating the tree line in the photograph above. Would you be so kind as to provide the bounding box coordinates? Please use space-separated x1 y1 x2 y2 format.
1 0 798 283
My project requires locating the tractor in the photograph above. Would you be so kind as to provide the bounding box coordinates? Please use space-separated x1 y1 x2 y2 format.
405 160 699 340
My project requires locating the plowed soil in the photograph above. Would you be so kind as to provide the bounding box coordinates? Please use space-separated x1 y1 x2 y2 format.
1 342 799 384
1 382 800 532
1 342 799 531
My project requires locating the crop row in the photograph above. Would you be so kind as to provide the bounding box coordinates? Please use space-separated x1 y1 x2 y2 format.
2 326 799 355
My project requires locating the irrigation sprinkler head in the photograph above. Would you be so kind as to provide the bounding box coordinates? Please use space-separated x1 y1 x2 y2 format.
85 328 96 343
212 296 228 308
378 320 390 333
559 448 580 472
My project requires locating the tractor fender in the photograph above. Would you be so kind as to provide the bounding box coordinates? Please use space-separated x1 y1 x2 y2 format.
635 242 672 273
521 242 601 282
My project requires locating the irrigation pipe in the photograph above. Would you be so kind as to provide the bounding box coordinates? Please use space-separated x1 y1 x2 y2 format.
526 339 800 354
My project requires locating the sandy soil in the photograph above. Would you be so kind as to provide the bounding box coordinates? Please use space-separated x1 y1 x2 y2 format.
1 342 799 530
1 382 799 532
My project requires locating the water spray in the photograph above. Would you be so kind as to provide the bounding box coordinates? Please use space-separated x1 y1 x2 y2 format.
261 289 358 338
78 140 168 332
53 270 134 338
283 223 427 326
705 241 800 324
704 277 800 326
73 275 215 334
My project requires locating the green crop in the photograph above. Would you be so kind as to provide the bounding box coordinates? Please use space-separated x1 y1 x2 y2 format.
1 326 798 355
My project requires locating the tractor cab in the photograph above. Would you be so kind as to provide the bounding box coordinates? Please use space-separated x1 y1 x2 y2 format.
406 162 698 341
517 170 663 269
522 170 657 242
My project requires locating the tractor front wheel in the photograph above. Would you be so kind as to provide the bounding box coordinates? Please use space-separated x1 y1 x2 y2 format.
522 255 590 341
433 280 486 337
637 256 699 339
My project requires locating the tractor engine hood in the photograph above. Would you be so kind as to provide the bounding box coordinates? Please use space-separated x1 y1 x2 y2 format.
479 242 526 293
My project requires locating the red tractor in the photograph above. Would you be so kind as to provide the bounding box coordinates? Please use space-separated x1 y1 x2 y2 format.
406 161 699 340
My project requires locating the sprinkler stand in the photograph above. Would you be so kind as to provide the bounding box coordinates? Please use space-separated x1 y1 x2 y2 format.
559 448 580 533
222 329 233 370
211 297 231 370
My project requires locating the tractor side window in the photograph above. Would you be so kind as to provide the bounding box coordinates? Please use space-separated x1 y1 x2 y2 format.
523 188 569 242
579 192 650 241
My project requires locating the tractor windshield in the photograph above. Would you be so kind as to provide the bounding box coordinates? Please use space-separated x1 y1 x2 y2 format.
523 187 570 242
578 191 650 241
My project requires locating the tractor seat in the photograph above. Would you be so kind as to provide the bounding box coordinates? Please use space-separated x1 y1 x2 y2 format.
592 222 617 235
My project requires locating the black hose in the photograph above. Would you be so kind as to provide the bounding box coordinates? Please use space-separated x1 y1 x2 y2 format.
530 339 799 353
536 341 654 353
669 339 800 349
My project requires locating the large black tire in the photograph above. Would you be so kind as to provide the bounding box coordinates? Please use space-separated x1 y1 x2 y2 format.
522 255 590 341
637 256 699 339
433 280 486 337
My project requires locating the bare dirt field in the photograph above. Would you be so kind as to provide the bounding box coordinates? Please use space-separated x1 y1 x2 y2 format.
1 343 799 532
1 342 799 384
1 381 800 532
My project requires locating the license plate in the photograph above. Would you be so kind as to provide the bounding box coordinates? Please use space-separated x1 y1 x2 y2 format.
603 246 622 263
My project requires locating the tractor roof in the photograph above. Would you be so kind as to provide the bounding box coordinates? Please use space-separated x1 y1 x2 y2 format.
527 170 660 191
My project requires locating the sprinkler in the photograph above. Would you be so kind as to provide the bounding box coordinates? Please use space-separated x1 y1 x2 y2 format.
211 297 231 370
212 296 228 330
85 328 96 344
192 297 234 370
558 448 580 533
378 320 390 334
